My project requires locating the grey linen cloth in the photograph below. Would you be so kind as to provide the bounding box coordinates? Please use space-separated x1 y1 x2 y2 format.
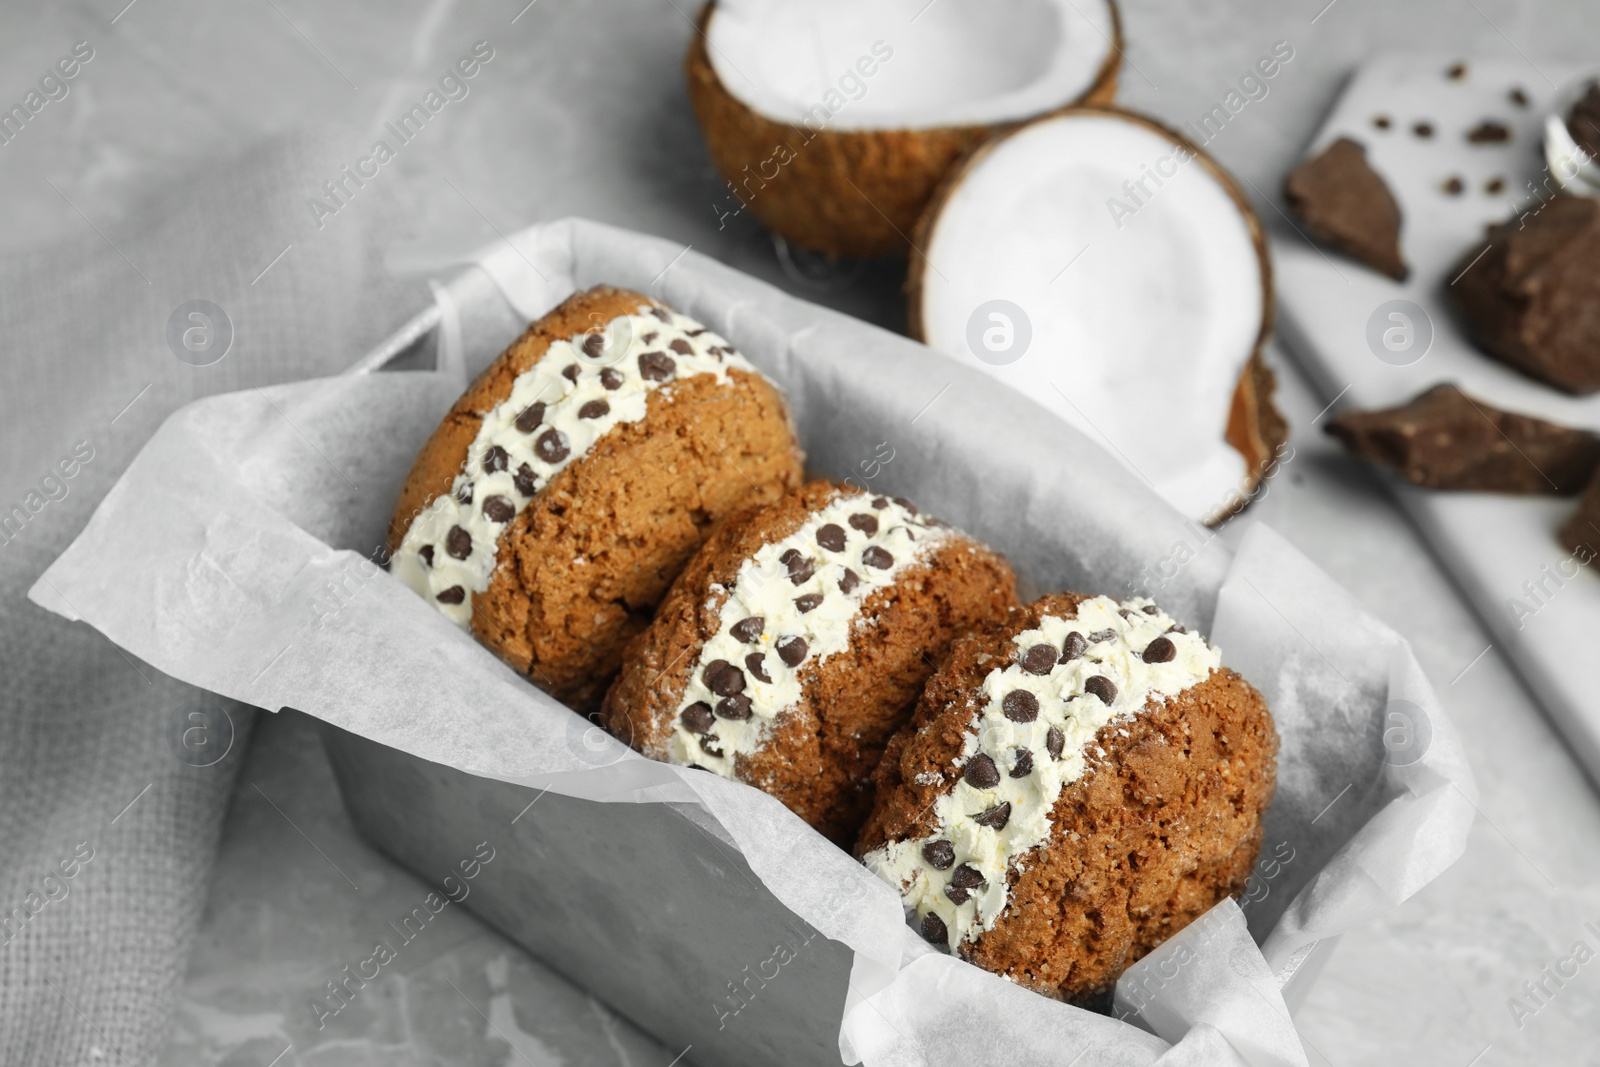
0 132 424 1066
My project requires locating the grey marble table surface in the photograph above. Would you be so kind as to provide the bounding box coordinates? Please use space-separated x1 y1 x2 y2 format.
4 0 1599 1064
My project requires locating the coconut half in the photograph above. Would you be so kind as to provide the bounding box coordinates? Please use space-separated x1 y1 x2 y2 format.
909 108 1283 524
687 0 1121 258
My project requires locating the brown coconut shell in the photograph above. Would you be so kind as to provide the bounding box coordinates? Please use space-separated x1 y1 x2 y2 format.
906 106 1285 524
685 1 1122 260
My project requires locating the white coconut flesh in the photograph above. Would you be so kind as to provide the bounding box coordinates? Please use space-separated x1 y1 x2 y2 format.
917 113 1267 520
705 0 1115 131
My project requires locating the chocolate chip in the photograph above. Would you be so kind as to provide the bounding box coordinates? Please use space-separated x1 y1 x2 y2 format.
1010 748 1034 778
1466 121 1511 144
1002 690 1039 723
700 737 724 758
687 328 706 337
715 694 751 720
862 545 894 570
730 616 764 643
1060 632 1087 662
483 495 515 523
1020 644 1057 675
513 463 537 497
964 753 999 789
669 338 693 355
1169 624 1188 634
416 546 434 569
436 585 465 604
945 884 971 905
681 702 714 734
582 333 605 358
1413 121 1434 138
838 569 860 594
579 399 610 419
515 402 546 433
1447 61 1467 80
1443 176 1464 195
483 445 509 474
704 660 745 696
776 636 808 667
920 913 948 945
1142 604 1161 615
950 864 985 890
650 306 671 323
1046 726 1064 761
794 593 823 613
872 497 888 509
446 525 472 560
457 482 474 505
848 513 878 535
1510 87 1529 108
1088 628 1116 644
535 429 569 463
922 840 955 870
893 496 917 514
780 548 814 584
1084 676 1117 705
638 351 675 381
1373 114 1392 130
745 653 771 684
975 802 1011 830
1143 636 1176 663
816 524 846 552
600 367 624 390
562 363 581 382
1486 176 1506 194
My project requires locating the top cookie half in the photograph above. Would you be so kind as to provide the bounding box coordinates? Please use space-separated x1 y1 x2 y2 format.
388 285 803 709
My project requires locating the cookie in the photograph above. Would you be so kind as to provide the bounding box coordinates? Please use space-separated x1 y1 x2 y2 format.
858 592 1277 1004
1284 136 1408 280
601 481 1018 845
388 286 803 709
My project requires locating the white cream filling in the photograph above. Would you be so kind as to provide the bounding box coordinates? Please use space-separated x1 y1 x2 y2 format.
668 491 951 776
391 305 753 626
863 596 1220 952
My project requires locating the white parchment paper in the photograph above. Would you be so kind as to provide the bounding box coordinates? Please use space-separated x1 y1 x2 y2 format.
31 219 1476 1066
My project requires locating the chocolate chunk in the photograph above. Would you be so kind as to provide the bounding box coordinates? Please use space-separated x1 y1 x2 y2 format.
838 568 860 594
669 338 693 355
687 328 706 337
484 445 509 474
963 753 1000 789
921 840 956 871
950 864 985 890
893 496 917 513
1466 121 1511 145
1143 636 1177 663
515 402 546 433
700 737 724 758
1060 632 1087 662
483 495 515 523
562 363 581 382
794 593 823 613
1046 726 1064 760
1284 136 1408 280
715 694 751 720
1088 629 1116 644
579 399 610 419
457 482 473 505
446 525 472 560
641 331 658 343
920 913 948 945
816 524 846 552
1511 87 1530 108
1447 61 1467 80
649 306 672 323
1002 689 1039 723
1414 121 1434 138
582 333 605 358
681 702 715 734
1486 177 1506 195
1020 643 1057 675
1084 676 1117 705
780 548 814 584
1568 81 1600 158
776 636 808 667
1010 748 1034 778
436 585 465 604
862 545 894 570
944 884 971 905
974 802 1012 830
1449 196 1600 393
745 653 771 684
1327 384 1600 492
513 463 538 497
535 429 570 463
704 660 745 696
1373 114 1391 130
1443 176 1464 196
1142 604 1161 615
638 351 675 381
848 513 878 535
730 616 764 643
600 367 624 390
872 496 888 509
418 544 434 568
1559 467 1600 558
